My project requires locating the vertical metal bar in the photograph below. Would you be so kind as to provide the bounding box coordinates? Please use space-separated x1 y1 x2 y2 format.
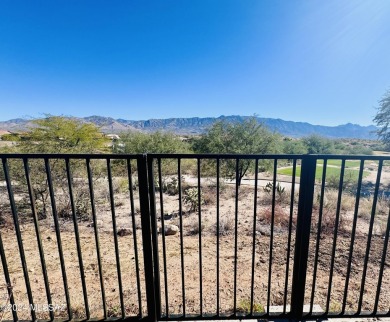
106 158 125 318
216 158 220 317
309 159 327 314
147 156 161 319
2 158 36 321
23 158 54 321
291 155 317 319
0 233 17 321
0 159 18 322
65 158 90 319
157 159 169 317
126 159 143 316
374 206 390 314
44 158 72 319
138 155 157 322
342 160 365 314
250 159 259 315
197 158 203 316
233 158 239 314
267 159 278 312
325 159 346 313
357 160 383 314
86 158 107 318
283 158 297 314
177 158 186 316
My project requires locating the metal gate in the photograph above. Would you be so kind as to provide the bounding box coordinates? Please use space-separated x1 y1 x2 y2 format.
145 154 390 321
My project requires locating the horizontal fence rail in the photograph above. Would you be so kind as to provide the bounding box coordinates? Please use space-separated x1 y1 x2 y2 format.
0 153 389 322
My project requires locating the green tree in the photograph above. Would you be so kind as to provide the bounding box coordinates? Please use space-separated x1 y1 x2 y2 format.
115 131 190 154
193 117 281 185
6 116 108 219
1 133 21 142
282 138 308 154
18 116 108 153
113 131 192 176
373 89 390 149
302 134 334 154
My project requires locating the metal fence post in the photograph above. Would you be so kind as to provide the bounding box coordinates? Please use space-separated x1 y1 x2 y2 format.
290 155 317 319
137 155 158 322
146 155 162 319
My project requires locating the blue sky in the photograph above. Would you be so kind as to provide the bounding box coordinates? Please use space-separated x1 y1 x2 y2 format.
0 0 390 125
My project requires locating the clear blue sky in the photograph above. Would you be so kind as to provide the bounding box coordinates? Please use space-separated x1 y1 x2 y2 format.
1 0 389 125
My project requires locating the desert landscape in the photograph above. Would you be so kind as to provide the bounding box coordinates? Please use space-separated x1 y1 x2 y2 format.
0 156 389 320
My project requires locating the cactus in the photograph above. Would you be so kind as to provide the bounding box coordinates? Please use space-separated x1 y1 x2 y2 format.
183 187 204 212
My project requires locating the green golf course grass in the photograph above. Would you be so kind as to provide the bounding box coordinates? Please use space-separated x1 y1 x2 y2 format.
316 159 361 168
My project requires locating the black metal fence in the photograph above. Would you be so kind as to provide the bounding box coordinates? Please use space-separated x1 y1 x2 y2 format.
0 153 389 321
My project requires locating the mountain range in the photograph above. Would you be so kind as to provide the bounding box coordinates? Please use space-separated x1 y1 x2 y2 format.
0 115 378 140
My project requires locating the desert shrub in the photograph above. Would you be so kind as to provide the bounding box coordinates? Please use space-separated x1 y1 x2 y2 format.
358 194 389 220
358 197 373 220
109 159 127 176
329 300 342 312
118 132 190 174
70 304 86 319
114 200 125 207
314 188 355 212
376 194 390 216
113 177 129 194
312 188 351 234
326 174 342 190
202 185 217 205
340 193 356 211
236 299 264 313
326 172 359 192
203 176 227 192
0 209 13 227
162 177 180 195
259 205 294 228
183 187 204 212
222 185 238 200
374 218 388 236
262 182 288 203
181 159 198 175
215 214 235 235
198 159 218 177
118 131 190 154
93 178 109 203
218 178 228 192
312 207 347 235
187 216 205 235
57 187 92 221
107 305 121 318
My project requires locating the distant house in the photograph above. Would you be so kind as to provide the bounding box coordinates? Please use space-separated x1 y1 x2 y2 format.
106 134 120 140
